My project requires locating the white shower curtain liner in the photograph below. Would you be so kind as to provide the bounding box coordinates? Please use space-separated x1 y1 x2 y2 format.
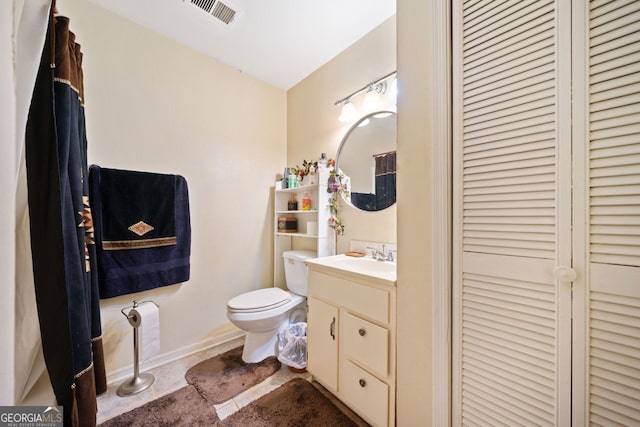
2 0 53 404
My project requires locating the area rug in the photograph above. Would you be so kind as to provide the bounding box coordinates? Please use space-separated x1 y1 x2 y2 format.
218 378 362 427
99 346 280 426
99 385 219 426
101 378 364 427
185 346 281 404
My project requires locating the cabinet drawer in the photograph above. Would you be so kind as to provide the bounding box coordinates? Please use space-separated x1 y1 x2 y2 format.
341 360 389 427
309 270 390 324
342 312 388 377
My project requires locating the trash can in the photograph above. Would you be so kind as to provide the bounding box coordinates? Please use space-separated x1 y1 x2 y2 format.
277 322 307 372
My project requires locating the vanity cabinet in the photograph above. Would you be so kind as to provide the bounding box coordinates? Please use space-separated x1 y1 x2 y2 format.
306 266 396 427
273 165 334 286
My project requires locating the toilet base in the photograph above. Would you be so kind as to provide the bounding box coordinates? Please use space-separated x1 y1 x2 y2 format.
241 330 279 363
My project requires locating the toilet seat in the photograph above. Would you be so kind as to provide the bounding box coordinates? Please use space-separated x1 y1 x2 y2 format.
227 288 291 313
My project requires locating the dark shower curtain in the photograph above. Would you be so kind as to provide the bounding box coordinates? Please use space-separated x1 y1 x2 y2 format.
350 150 397 211
374 150 396 211
25 6 106 427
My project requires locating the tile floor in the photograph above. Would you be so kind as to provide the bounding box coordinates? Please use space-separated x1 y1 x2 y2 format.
97 337 312 424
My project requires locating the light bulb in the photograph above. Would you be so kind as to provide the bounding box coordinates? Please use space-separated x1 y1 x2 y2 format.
363 87 382 111
339 100 357 122
387 78 398 104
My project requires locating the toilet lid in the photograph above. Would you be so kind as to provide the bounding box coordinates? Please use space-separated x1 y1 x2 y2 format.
227 288 291 312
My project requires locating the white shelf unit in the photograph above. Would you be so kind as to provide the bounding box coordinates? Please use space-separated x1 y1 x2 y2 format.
273 165 335 286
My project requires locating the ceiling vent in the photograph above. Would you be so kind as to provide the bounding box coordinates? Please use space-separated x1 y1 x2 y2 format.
184 0 238 26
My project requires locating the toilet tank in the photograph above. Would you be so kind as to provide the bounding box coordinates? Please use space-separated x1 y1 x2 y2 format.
282 250 316 296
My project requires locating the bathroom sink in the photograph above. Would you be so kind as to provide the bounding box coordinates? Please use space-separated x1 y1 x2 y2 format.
332 256 396 274
305 254 396 285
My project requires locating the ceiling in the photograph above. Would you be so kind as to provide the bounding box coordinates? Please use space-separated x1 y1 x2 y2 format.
90 0 396 90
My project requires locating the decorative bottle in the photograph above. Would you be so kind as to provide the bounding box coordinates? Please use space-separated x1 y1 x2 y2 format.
288 194 298 211
301 192 311 211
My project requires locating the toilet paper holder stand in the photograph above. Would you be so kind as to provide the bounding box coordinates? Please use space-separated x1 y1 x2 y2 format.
117 299 159 397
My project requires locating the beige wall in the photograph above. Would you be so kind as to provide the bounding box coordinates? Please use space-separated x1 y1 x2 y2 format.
287 17 397 253
60 0 286 378
397 0 435 424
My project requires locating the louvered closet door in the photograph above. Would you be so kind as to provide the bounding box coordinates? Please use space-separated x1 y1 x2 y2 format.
452 0 573 425
573 1 640 425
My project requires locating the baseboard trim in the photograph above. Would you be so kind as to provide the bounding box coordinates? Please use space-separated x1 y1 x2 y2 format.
106 328 245 386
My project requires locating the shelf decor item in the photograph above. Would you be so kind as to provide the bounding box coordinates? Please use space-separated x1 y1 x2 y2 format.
278 217 298 233
292 160 319 186
302 192 312 211
328 200 344 236
288 194 298 211
326 159 346 236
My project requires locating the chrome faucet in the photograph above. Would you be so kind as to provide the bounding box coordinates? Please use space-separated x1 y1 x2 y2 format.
367 245 397 262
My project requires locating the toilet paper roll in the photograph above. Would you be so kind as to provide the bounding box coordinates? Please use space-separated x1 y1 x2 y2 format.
307 221 318 236
129 302 160 361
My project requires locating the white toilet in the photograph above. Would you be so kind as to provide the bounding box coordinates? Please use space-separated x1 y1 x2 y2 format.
226 250 316 363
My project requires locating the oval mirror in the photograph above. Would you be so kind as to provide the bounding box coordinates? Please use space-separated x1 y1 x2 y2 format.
335 110 397 212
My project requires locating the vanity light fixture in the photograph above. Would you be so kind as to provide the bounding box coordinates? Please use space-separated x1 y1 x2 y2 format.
335 70 397 122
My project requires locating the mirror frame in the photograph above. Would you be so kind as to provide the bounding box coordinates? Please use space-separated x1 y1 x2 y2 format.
335 110 397 212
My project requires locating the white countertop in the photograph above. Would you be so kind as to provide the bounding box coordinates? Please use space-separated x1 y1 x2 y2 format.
305 254 397 286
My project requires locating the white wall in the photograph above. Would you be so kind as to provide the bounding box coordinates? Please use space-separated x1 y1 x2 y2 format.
59 0 286 378
287 17 397 253
1 2 16 405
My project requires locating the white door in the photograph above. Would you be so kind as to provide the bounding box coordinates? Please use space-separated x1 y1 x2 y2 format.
452 0 640 425
572 1 640 424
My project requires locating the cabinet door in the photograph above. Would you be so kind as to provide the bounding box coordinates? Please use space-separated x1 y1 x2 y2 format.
307 297 339 392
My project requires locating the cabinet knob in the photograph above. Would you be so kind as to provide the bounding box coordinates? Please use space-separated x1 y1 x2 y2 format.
553 266 577 282
359 379 366 388
358 328 366 336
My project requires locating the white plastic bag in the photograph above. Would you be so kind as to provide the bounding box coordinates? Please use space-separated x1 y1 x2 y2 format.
277 322 307 369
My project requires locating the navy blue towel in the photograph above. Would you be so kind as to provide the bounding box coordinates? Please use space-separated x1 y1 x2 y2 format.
89 166 191 298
